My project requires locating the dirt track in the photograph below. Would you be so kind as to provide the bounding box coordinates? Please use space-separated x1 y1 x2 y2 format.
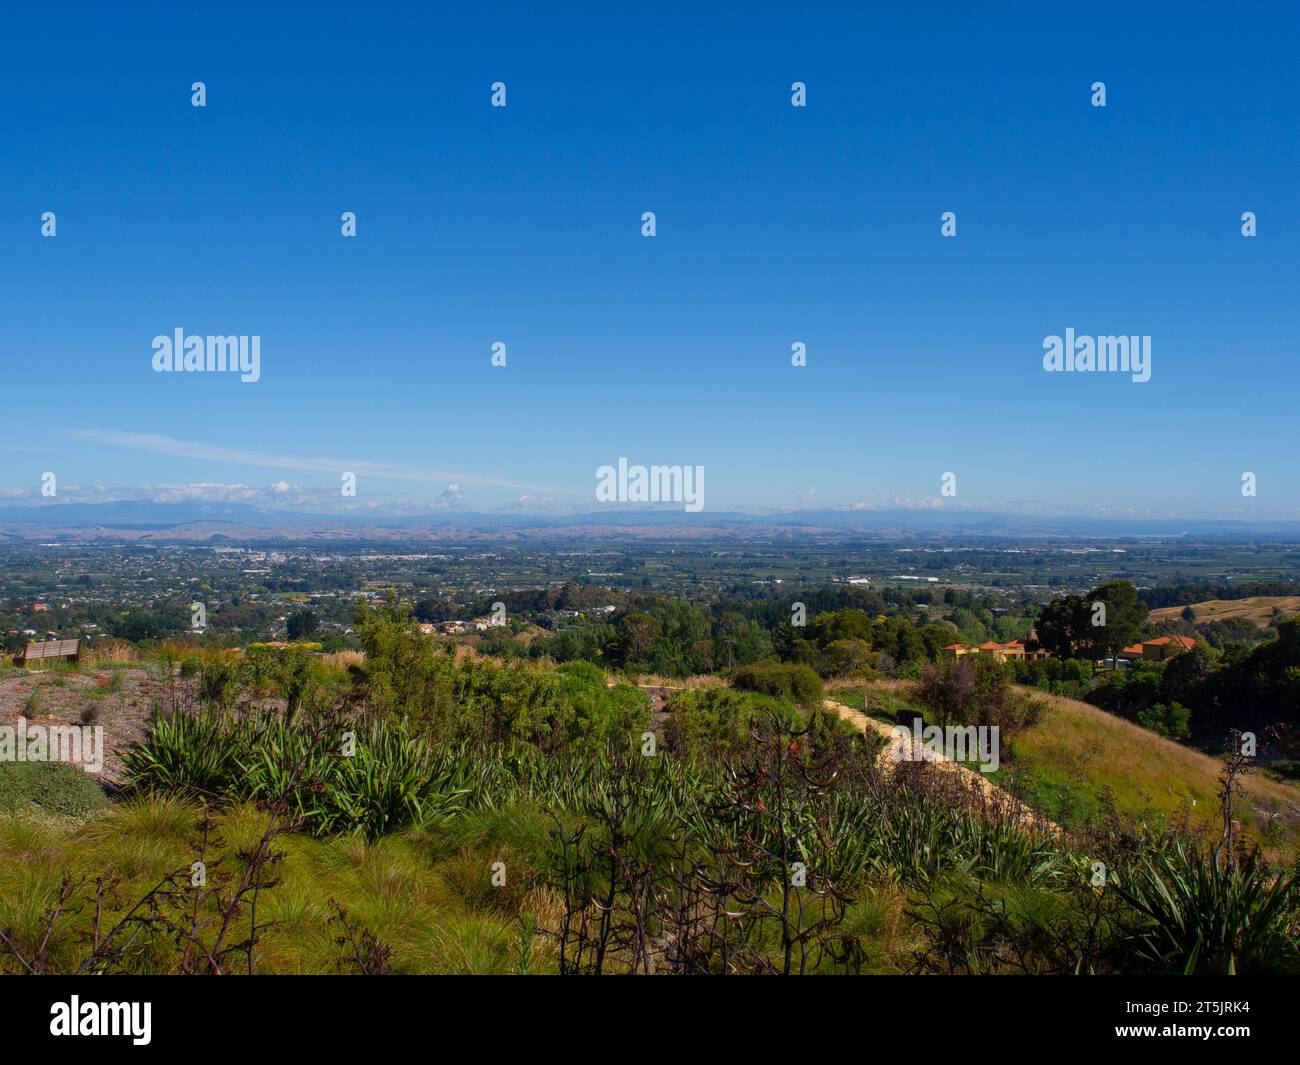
625 680 1057 833
823 698 1059 833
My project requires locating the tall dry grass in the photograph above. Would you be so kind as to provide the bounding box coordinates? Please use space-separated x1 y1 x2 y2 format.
81 639 140 666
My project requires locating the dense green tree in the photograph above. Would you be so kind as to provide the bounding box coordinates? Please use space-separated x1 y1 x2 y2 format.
1078 581 1148 666
823 637 873 676
1137 701 1192 740
286 608 318 641
951 606 990 645
918 621 960 660
1086 662 1162 718
413 597 455 623
617 612 663 666
874 616 927 665
714 613 772 669
771 621 819 665
809 608 873 648
1159 643 1217 705
1034 594 1089 658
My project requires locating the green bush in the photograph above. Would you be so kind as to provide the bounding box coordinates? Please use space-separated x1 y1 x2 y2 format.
1136 701 1192 741
732 660 823 705
353 601 648 750
663 687 854 763
0 762 110 820
664 688 798 760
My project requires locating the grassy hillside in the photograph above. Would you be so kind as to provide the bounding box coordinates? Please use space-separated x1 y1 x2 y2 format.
1000 690 1300 862
1149 595 1300 628
828 679 1300 864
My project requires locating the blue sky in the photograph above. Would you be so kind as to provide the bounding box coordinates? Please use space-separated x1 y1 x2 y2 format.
2 2 1297 519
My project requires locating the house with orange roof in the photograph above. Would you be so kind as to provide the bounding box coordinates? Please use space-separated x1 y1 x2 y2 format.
1120 634 1197 663
941 639 1050 663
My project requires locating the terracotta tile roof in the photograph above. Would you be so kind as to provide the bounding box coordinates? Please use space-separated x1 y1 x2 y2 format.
1146 635 1197 649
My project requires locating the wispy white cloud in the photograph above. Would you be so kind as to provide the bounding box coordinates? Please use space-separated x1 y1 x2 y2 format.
69 430 564 493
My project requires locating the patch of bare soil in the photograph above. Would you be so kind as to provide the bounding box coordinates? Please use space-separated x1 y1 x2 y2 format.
0 667 171 788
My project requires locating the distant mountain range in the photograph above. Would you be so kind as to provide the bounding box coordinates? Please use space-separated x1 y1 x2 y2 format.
3 500 1300 543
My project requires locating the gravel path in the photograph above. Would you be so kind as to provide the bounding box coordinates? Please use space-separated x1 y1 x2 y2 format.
823 698 1060 833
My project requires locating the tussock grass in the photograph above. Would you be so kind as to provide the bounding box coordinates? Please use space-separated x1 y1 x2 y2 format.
0 798 540 975
320 650 365 673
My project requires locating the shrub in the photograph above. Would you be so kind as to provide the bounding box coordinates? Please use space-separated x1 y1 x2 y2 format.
1136 701 1192 741
732 660 823 706
917 655 1011 727
0 762 110 820
664 688 799 760
1011 656 1092 699
197 651 244 708
663 687 855 763
352 601 652 750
